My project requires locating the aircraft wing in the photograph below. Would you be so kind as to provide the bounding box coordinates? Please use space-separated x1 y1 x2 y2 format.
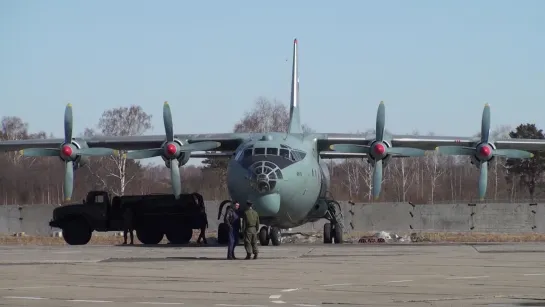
315 132 545 159
0 133 252 157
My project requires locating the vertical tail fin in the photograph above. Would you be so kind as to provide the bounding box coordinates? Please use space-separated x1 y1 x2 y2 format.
288 38 302 134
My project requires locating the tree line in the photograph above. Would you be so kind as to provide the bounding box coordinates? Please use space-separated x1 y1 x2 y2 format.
1 97 544 205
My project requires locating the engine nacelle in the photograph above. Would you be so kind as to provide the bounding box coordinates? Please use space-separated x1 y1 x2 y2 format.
469 142 496 168
59 138 90 169
161 138 191 168
367 140 393 167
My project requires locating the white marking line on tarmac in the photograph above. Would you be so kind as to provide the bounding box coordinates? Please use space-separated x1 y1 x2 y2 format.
280 288 300 292
271 301 286 304
524 273 545 276
136 303 184 305
3 296 48 300
445 275 489 280
321 283 352 287
67 299 113 303
0 286 59 290
386 279 413 283
269 294 282 299
294 304 318 307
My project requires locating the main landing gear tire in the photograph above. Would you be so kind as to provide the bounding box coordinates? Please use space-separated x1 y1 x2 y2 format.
323 222 342 244
217 222 229 245
165 226 193 244
136 226 164 245
259 226 281 246
62 218 92 245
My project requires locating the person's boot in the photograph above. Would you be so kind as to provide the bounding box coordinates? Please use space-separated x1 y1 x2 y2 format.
245 253 251 260
253 253 258 259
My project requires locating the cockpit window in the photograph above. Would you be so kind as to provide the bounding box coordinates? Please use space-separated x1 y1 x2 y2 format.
279 148 290 159
291 150 306 161
254 147 265 155
243 149 252 158
266 148 278 155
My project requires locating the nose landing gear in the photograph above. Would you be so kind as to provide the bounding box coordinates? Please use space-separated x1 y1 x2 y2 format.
323 199 344 244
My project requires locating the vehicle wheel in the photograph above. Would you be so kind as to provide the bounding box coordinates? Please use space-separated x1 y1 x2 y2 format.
323 223 332 244
165 226 193 244
270 227 281 246
136 226 164 245
218 223 229 245
259 226 269 246
62 218 92 245
332 224 343 244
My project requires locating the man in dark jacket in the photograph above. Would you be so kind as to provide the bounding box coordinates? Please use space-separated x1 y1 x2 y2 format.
123 207 134 245
243 201 260 259
224 202 241 259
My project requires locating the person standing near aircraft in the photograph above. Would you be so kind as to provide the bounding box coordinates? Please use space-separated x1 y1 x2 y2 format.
243 201 260 259
224 202 240 259
123 207 134 245
196 203 208 244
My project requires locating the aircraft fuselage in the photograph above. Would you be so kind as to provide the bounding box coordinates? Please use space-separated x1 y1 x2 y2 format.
226 132 331 229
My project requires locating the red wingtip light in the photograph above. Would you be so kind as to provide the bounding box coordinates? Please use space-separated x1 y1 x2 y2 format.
479 145 491 157
373 143 385 155
61 145 73 157
166 143 177 155
294 38 297 44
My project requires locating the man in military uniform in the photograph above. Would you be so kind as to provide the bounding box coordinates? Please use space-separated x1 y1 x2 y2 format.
224 202 241 259
196 206 208 244
123 207 134 245
243 201 260 259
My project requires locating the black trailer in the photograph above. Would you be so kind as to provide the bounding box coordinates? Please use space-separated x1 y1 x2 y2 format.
49 190 206 245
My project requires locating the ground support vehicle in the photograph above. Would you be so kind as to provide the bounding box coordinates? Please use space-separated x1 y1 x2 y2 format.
49 190 206 245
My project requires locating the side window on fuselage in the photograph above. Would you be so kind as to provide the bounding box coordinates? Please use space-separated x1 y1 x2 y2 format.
254 147 265 155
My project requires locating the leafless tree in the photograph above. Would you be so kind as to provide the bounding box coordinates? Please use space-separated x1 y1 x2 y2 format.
88 105 152 195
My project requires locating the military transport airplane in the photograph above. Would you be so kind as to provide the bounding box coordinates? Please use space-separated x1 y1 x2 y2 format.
1 38 544 246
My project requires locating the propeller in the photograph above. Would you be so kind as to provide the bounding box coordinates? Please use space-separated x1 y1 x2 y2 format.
124 102 221 198
436 103 534 201
19 103 118 202
329 101 426 200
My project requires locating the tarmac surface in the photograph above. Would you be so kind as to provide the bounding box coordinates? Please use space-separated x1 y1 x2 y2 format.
0 242 544 306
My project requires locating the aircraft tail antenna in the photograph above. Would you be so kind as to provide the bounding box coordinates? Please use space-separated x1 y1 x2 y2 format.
287 38 302 134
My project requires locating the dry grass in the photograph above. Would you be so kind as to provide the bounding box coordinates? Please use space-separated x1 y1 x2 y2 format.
1 231 545 246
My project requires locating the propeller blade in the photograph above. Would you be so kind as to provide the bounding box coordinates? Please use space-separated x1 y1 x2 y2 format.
478 160 488 201
372 159 383 200
179 141 221 152
493 149 534 159
481 103 490 143
64 103 73 143
64 160 74 201
329 144 371 154
388 147 426 157
78 148 118 156
436 146 476 156
19 148 60 157
163 101 174 142
375 101 385 141
125 148 163 160
170 158 181 199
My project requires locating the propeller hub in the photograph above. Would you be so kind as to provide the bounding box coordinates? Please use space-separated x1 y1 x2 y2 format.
373 143 386 156
479 145 492 157
166 143 177 156
61 144 73 157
